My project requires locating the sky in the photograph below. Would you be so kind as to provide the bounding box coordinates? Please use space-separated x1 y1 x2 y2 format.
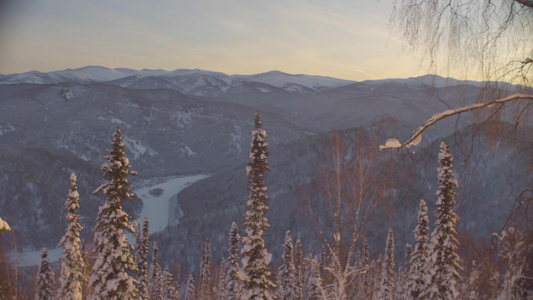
0 0 429 81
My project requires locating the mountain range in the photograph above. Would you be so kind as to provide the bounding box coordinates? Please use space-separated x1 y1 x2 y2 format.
0 66 530 271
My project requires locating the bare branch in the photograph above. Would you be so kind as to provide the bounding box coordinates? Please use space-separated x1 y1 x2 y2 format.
380 93 533 150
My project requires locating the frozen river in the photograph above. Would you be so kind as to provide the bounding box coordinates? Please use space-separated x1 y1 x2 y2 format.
16 174 208 266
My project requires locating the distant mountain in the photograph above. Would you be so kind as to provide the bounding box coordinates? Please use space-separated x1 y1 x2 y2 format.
0 66 354 95
1 66 528 270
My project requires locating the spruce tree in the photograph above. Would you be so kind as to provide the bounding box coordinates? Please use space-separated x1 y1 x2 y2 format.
406 199 430 299
199 238 212 300
89 127 139 299
294 238 303 300
58 173 86 300
35 248 55 300
162 266 179 300
226 222 241 300
137 218 150 300
240 113 276 300
423 141 462 300
395 244 412 300
463 261 479 300
217 258 227 300
302 254 325 300
149 242 163 300
184 274 196 300
277 230 297 300
377 227 395 300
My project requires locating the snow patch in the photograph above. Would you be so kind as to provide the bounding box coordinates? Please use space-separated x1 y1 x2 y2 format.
0 123 15 136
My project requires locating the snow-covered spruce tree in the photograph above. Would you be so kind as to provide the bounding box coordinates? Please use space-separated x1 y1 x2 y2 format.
495 224 531 300
226 222 241 300
462 260 479 300
395 244 412 300
240 113 276 300
184 274 196 300
58 173 86 300
294 238 303 300
277 230 297 300
360 237 371 298
377 227 395 300
35 248 56 300
80 241 92 297
149 241 163 300
302 254 325 300
162 266 179 300
137 218 150 299
423 142 462 300
199 238 212 300
406 199 430 299
89 126 139 299
217 258 227 300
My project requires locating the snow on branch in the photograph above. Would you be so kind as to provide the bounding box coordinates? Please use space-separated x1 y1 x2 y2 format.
379 93 533 150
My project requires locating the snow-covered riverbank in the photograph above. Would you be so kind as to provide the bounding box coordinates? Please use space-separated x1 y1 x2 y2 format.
134 174 209 232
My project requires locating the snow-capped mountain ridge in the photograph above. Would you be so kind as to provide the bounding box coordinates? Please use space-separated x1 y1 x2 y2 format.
0 66 355 94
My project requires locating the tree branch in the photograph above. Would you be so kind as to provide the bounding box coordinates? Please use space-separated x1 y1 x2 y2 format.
380 93 533 150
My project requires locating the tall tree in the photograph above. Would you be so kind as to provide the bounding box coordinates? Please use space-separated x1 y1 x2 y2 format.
494 224 531 299
199 238 212 300
225 222 241 300
184 274 196 300
89 127 139 299
294 238 303 300
240 113 276 300
35 248 55 300
406 199 430 299
137 218 150 300
277 230 297 300
149 242 163 300
377 227 395 300
217 258 227 300
423 142 462 300
302 254 325 300
162 266 179 300
58 173 86 300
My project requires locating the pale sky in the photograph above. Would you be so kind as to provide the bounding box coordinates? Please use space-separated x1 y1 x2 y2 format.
0 0 429 81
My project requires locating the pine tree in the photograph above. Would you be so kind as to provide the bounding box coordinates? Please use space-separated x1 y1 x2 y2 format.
58 173 86 300
294 238 303 300
240 113 276 300
137 218 150 299
423 142 462 300
217 258 227 300
199 238 212 300
80 241 92 297
277 230 297 300
162 266 179 300
302 254 325 300
35 248 55 300
395 244 412 300
377 227 395 300
184 274 196 300
89 127 139 299
225 222 241 300
463 261 479 300
406 199 430 299
495 224 530 300
149 242 163 300
361 237 371 298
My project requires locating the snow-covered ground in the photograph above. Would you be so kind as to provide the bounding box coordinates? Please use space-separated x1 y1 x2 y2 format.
15 174 208 267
